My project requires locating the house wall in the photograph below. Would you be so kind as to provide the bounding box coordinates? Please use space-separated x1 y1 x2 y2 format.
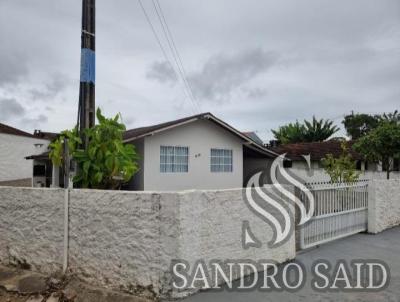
143 120 244 191
125 138 145 191
0 133 49 182
243 157 273 186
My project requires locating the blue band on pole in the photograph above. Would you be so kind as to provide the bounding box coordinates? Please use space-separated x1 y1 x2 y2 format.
80 48 95 84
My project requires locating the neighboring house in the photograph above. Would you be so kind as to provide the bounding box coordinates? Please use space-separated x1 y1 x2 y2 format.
28 112 278 190
0 123 50 187
270 140 399 181
242 131 264 145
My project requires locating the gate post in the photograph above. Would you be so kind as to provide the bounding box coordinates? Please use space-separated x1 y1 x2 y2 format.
367 180 377 234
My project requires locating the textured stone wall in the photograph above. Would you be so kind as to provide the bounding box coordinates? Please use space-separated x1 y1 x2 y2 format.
368 179 400 234
0 187 64 273
67 190 179 298
176 188 295 297
0 187 295 299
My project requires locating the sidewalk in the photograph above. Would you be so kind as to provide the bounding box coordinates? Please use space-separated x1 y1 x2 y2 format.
0 265 150 302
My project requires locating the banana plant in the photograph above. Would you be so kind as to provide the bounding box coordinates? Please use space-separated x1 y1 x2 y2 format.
49 108 139 189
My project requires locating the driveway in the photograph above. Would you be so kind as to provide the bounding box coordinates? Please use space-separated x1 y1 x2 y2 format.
180 227 400 302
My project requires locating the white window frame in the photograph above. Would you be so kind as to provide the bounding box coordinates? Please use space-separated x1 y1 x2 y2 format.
210 148 233 173
160 145 189 173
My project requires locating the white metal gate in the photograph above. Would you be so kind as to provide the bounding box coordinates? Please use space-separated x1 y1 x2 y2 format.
299 181 368 249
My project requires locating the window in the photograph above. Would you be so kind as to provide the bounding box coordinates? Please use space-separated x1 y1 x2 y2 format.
210 149 233 172
160 146 189 173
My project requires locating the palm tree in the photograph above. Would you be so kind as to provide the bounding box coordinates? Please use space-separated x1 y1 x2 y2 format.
272 116 340 144
303 116 340 142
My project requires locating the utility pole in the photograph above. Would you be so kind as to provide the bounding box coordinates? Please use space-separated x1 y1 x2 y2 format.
78 0 96 148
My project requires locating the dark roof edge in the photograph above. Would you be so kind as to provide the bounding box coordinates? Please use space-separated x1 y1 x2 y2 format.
0 122 39 139
123 113 279 158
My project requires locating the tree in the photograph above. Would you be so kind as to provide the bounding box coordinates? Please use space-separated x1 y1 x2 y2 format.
321 142 360 183
272 116 339 144
49 108 139 189
342 113 380 140
353 121 400 179
303 116 340 142
380 110 400 123
271 121 306 145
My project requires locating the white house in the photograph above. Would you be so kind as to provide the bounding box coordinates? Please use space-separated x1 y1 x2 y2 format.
123 113 278 191
26 113 278 190
0 123 51 187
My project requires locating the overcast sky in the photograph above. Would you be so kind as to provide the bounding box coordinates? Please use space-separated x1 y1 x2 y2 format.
0 0 399 141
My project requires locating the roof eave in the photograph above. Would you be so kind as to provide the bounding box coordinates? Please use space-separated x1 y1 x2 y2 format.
123 117 200 143
123 113 279 158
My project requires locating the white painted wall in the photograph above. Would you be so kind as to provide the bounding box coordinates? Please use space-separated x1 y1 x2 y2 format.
0 187 295 299
0 133 49 182
368 179 400 234
143 120 244 191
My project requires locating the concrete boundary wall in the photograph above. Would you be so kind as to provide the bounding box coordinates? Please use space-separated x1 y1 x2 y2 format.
0 186 295 299
0 187 64 272
368 179 400 234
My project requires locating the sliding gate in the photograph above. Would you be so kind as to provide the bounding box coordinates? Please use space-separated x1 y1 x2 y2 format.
299 181 369 249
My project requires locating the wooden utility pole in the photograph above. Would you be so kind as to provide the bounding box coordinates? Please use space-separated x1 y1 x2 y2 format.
78 0 96 148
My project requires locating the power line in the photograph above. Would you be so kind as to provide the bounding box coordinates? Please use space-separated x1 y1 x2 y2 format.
137 0 200 114
151 0 200 112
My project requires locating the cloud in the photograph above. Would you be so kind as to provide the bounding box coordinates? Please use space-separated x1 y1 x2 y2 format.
188 49 278 102
242 87 268 99
146 61 177 84
0 0 399 137
29 74 72 101
0 98 26 122
0 48 28 87
0 98 48 129
146 49 278 102
21 114 48 128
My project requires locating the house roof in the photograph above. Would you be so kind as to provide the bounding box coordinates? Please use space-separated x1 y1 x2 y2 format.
124 112 278 158
270 140 363 161
33 130 59 141
25 151 50 160
27 113 279 160
0 122 37 139
242 131 264 145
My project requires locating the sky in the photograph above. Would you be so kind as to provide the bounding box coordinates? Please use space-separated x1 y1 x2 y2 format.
0 0 399 141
